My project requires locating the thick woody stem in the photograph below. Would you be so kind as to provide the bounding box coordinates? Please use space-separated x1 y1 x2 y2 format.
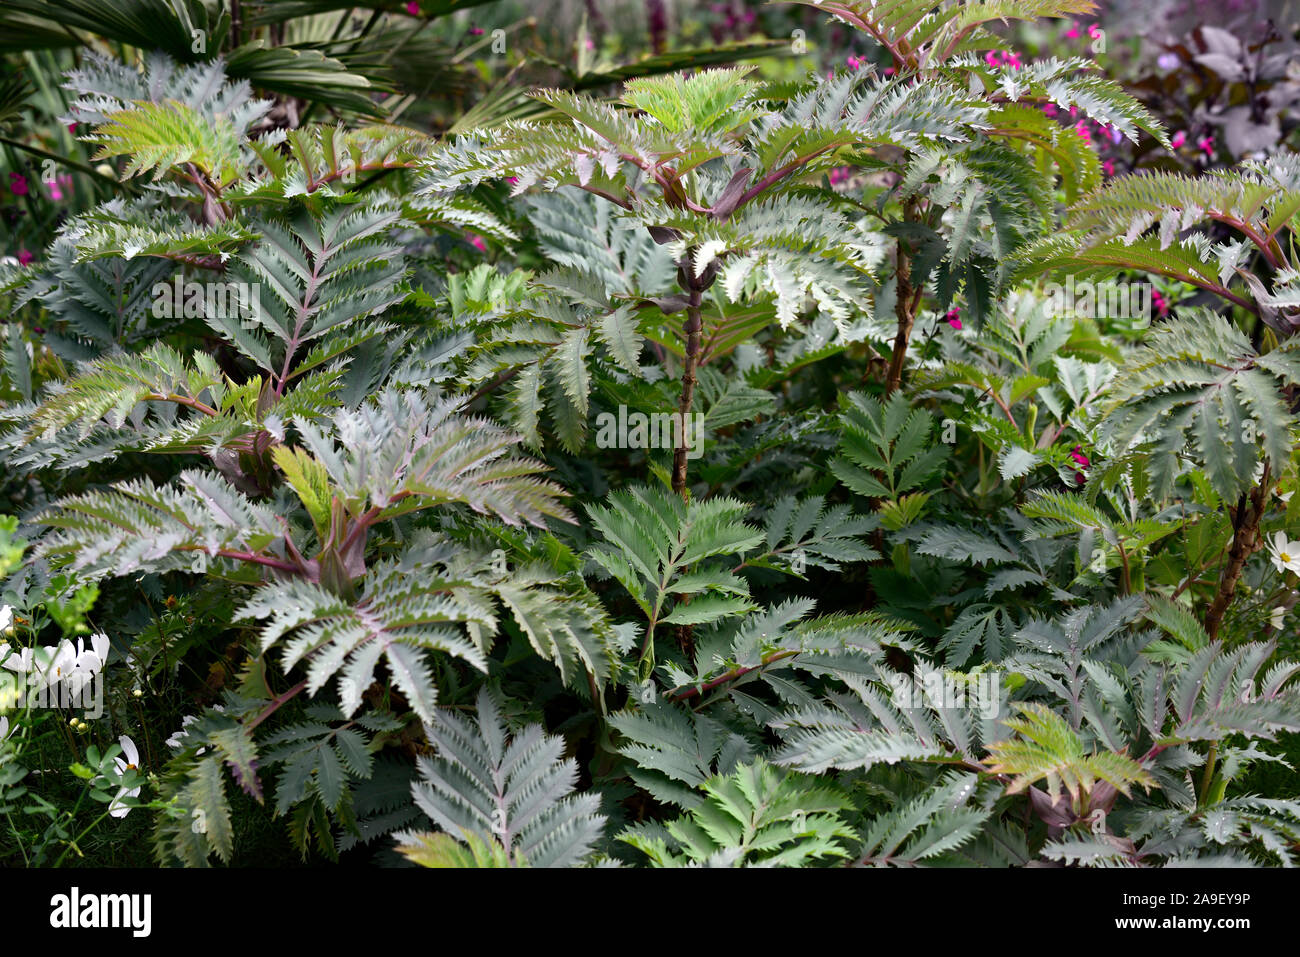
885 199 920 395
1203 463 1271 640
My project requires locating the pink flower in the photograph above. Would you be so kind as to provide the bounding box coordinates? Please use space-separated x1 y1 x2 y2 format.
469 26 484 35
945 307 962 330
48 173 73 202
1068 105 1079 119
1065 22 1081 39
17 249 33 266
1152 289 1168 316
1006 53 1022 70
1170 130 1187 149
1074 120 1092 143
1042 103 1058 118
67 122 77 135
1087 23 1102 40
468 233 487 252
829 166 852 185
8 173 28 196
846 55 863 72
1070 445 1090 484
404 1 418 14
1102 159 1115 176
883 67 895 77
984 50 1001 67
1198 135 1214 157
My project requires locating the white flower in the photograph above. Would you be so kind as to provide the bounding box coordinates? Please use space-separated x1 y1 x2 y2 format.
108 734 142 819
0 716 10 742
1267 532 1300 574
3 643 56 691
64 633 109 696
38 640 88 695
1270 606 1287 630
30 642 76 692
1 643 29 682
165 713 212 755
1 634 108 697
0 604 12 632
165 714 197 751
80 633 110 669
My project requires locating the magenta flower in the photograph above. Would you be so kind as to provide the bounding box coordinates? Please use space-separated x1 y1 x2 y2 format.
984 50 1001 67
1152 289 1168 316
1042 103 1058 118
1102 159 1115 176
1087 23 1102 40
1065 22 1081 39
17 249 33 266
1005 51 1022 70
945 307 962 330
1170 130 1187 149
883 67 895 77
468 233 487 253
1198 135 1214 157
8 173 28 196
405 1 418 14
1074 120 1092 143
469 26 484 35
47 173 73 202
1070 445 1090 484
846 55 863 72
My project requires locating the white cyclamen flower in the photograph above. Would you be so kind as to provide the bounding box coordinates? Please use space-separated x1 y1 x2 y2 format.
0 715 10 742
0 604 12 632
1267 532 1300 574
108 734 142 819
1270 606 1287 630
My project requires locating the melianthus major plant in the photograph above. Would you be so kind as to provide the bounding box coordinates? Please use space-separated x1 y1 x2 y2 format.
0 56 623 863
1 0 1300 871
419 0 1164 494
